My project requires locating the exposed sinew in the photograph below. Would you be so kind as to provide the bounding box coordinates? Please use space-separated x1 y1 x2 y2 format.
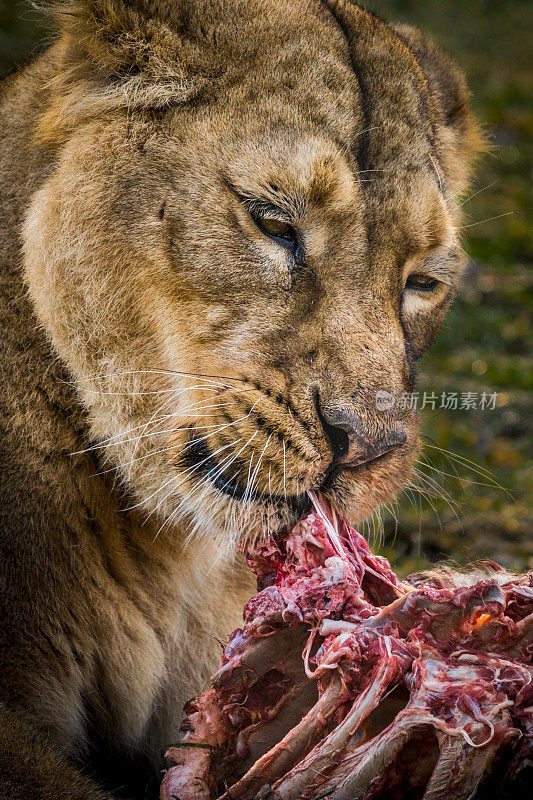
161 495 533 800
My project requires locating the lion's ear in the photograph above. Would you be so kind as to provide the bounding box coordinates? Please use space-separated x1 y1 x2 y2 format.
392 23 484 193
53 1 197 80
38 1 205 143
393 25 470 133
320 1 482 196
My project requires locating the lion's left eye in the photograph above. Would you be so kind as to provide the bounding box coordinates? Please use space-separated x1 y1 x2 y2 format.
405 274 439 292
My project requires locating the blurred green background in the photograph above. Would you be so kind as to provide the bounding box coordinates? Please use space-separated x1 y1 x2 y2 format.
1 0 531 572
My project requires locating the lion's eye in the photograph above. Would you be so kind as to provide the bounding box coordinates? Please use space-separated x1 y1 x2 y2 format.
405 274 439 292
255 216 298 249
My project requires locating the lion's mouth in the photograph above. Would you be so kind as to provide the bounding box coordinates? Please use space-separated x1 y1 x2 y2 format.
179 432 396 522
179 435 311 517
318 449 396 492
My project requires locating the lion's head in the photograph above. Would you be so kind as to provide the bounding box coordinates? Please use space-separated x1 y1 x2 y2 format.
23 0 481 546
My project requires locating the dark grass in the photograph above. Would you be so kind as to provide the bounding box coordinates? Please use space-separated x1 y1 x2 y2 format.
1 0 531 572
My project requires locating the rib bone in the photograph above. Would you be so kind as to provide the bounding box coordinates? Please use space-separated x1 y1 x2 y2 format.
161 496 533 800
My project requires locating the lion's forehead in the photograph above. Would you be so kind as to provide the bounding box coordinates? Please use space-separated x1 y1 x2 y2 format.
211 1 438 165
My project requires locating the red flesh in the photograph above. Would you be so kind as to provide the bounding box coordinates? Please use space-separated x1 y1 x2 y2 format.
161 496 533 800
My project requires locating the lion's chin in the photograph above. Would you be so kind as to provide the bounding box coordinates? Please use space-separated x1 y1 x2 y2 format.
218 483 389 549
172 443 414 549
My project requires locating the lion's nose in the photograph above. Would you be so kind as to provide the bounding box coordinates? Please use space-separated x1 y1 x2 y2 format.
317 405 407 466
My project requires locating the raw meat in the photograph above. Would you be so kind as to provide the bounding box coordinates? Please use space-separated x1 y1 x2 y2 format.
161 493 533 800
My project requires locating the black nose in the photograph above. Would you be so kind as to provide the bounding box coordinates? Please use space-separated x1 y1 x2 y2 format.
317 405 407 465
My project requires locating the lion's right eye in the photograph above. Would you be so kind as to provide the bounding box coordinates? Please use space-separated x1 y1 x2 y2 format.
254 215 298 251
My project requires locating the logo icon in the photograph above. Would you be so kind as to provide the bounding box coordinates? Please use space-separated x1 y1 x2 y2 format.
375 390 395 411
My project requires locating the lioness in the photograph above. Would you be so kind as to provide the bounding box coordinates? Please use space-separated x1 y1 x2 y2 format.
0 1 481 798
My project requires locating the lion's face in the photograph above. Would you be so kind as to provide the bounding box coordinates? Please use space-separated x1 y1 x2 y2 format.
23 0 479 545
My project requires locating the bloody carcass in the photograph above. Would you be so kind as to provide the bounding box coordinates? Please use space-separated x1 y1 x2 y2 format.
161 493 533 800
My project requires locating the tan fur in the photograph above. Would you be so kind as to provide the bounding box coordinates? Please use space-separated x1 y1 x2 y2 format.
0 1 481 797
